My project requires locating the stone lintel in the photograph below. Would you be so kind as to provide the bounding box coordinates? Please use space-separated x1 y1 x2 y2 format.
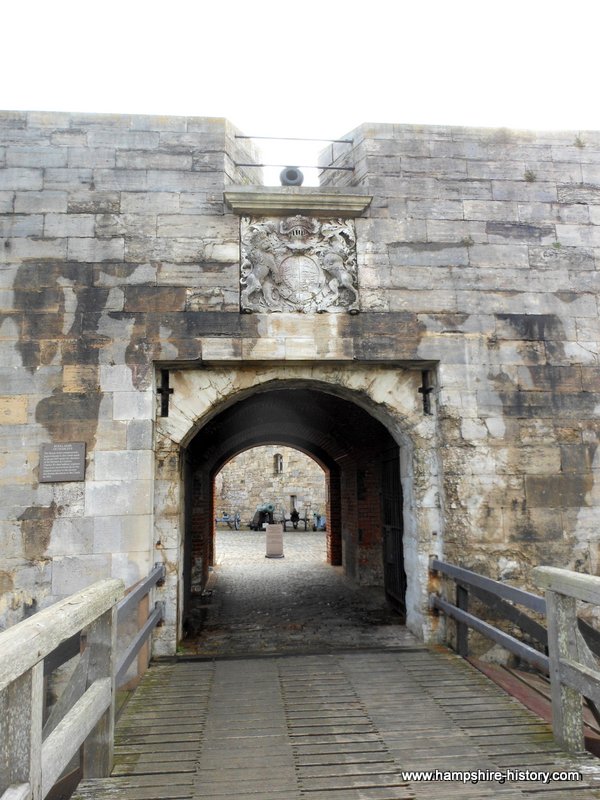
223 186 372 216
198 358 437 369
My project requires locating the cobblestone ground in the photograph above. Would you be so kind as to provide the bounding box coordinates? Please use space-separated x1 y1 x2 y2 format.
180 529 417 656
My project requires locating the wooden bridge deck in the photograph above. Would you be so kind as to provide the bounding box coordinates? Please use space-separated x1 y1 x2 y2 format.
73 647 600 800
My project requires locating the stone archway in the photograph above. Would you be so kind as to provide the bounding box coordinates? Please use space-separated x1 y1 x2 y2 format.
152 365 443 656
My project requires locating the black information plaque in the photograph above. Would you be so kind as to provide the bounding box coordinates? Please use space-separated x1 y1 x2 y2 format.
40 442 86 483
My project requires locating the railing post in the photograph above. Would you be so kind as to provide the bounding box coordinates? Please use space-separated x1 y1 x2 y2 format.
137 591 150 682
456 584 469 657
82 604 118 777
545 588 585 752
0 662 43 799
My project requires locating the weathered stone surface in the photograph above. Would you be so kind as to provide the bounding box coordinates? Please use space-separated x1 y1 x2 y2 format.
0 112 599 655
0 396 28 424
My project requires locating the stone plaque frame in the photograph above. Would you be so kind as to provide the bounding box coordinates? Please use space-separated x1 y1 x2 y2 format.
40 442 86 482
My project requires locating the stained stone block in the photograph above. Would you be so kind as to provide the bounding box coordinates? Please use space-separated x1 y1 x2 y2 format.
0 215 43 237
116 151 192 170
126 420 154 450
67 147 116 168
67 237 124 261
93 262 157 287
467 160 529 181
463 200 519 221
120 191 180 214
426 219 487 243
124 236 203 263
0 396 28 424
6 146 67 168
67 191 120 214
46 517 94 557
388 242 468 268
388 289 458 313
43 167 93 189
44 214 95 238
525 475 590 508
0 192 13 213
93 514 153 554
146 170 216 192
556 223 600 247
112 391 153 421
84 479 153 516
87 129 160 149
179 192 223 212
112 550 151 587
492 180 558 203
93 449 153 481
0 168 43 190
51 554 112 595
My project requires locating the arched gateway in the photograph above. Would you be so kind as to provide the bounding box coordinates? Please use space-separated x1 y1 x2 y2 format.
152 365 443 656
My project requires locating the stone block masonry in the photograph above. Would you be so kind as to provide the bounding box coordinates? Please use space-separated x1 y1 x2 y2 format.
0 110 599 654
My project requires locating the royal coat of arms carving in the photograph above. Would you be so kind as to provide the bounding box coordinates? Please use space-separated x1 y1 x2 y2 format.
240 215 359 313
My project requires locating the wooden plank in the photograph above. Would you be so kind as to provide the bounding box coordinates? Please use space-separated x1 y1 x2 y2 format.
546 589 585 752
0 580 123 692
116 605 163 687
468 584 548 646
0 784 31 800
534 566 600 606
83 607 118 778
432 559 546 612
431 595 549 672
0 663 43 800
41 678 111 797
117 565 165 622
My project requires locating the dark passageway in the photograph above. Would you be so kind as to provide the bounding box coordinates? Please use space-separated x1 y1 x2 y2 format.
181 384 408 652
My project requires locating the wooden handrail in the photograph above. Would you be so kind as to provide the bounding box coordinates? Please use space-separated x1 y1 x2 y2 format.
0 580 123 693
430 558 546 613
0 580 124 800
115 563 166 688
430 559 600 754
533 566 600 753
117 563 165 621
0 563 166 800
430 595 550 672
429 557 549 668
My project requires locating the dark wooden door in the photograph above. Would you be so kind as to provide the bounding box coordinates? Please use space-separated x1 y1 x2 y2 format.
382 449 406 615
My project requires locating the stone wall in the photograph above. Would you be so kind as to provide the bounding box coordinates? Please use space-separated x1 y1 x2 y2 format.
322 123 600 582
215 445 326 526
0 111 260 630
1 110 599 652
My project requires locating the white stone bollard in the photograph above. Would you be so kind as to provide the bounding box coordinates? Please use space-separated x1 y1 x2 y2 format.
265 523 284 559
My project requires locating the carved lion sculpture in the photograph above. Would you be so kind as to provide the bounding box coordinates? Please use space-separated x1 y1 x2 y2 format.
316 222 359 313
240 228 280 312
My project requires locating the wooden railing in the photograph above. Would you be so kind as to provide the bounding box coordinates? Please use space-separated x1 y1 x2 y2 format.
430 557 550 671
0 563 166 800
430 558 600 753
534 566 600 753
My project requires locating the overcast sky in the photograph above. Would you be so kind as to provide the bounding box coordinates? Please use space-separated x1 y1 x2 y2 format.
2 0 597 183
